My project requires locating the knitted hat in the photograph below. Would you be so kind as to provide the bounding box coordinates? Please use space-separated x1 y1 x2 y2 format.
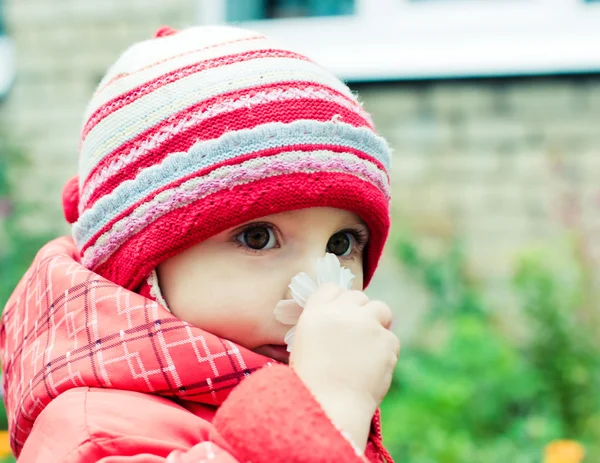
63 25 392 291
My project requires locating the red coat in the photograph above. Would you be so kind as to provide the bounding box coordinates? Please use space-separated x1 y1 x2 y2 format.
1 238 393 462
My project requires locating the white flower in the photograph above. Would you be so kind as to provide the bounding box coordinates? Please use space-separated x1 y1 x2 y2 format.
274 253 355 352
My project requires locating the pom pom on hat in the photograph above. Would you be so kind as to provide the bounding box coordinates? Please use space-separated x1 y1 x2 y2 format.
62 175 80 224
154 26 179 38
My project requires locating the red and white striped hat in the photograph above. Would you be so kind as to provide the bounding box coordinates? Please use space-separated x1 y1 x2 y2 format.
62 25 392 291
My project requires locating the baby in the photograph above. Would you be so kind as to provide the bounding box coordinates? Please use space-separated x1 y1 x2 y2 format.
0 25 399 462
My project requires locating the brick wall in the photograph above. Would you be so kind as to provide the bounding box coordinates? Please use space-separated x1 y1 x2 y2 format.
2 1 600 339
359 79 600 266
358 79 600 334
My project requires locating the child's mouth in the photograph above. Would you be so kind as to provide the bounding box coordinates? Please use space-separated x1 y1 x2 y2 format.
254 344 290 364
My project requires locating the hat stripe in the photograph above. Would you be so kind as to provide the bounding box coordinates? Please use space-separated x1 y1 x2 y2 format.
82 48 311 140
74 119 391 243
81 149 389 269
92 27 263 102
96 26 262 88
80 57 354 177
93 34 266 105
78 140 390 255
80 141 389 252
81 83 373 210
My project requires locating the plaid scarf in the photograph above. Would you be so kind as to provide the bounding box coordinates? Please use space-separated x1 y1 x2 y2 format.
0 237 270 456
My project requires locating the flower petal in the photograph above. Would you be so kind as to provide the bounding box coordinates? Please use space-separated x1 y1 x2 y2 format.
339 267 355 289
290 272 318 307
316 253 340 285
284 325 296 352
274 299 303 325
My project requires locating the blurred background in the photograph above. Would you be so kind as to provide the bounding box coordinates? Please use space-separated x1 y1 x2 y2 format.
1 0 600 462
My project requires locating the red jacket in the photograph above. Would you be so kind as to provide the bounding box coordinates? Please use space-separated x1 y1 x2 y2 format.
1 238 393 462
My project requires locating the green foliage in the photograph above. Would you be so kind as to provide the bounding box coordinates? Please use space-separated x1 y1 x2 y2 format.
0 401 6 435
380 230 599 462
514 242 600 456
0 135 53 310
396 237 486 319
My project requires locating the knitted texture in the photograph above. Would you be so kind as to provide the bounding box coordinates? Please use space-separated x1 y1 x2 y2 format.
66 25 392 290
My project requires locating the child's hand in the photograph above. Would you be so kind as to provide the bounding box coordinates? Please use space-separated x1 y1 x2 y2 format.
289 283 400 451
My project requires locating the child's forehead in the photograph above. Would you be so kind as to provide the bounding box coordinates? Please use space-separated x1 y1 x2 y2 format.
237 208 367 227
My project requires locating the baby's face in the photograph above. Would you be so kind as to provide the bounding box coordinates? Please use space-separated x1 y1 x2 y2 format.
157 207 368 363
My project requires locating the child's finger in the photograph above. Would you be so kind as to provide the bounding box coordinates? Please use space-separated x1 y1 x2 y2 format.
365 300 393 329
335 289 370 307
305 283 347 310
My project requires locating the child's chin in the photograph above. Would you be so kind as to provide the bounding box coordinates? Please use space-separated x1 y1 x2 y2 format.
253 344 290 364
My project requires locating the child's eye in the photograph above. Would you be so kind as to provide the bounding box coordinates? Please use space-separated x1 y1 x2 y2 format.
236 225 277 250
326 231 356 257
326 229 369 258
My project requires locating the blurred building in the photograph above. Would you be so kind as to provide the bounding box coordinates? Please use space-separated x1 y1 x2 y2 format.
2 0 600 338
